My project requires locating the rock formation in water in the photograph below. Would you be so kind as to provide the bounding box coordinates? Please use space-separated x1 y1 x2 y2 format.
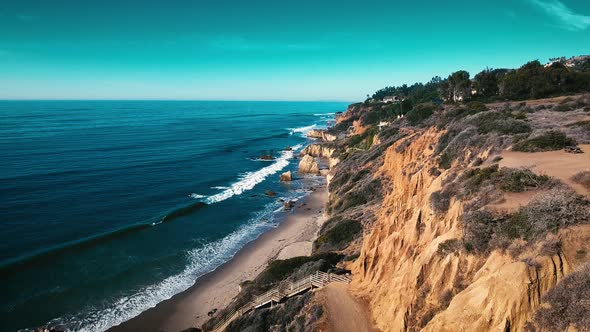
298 155 320 175
280 171 292 182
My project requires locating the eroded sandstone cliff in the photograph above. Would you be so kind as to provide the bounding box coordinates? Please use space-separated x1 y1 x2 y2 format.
350 125 590 332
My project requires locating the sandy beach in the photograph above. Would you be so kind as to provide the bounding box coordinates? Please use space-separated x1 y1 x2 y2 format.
109 184 328 332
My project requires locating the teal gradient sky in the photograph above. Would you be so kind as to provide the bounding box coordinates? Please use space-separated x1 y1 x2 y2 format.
1 0 589 101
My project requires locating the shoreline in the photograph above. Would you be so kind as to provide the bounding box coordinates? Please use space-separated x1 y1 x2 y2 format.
108 182 328 332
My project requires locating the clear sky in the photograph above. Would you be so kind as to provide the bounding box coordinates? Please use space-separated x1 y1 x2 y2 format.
1 0 589 101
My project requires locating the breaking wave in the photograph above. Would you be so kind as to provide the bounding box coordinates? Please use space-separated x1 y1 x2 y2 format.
43 188 310 332
203 144 302 204
44 217 275 332
288 124 316 135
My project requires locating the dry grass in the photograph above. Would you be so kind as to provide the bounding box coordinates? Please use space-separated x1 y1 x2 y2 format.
572 171 590 190
461 188 590 253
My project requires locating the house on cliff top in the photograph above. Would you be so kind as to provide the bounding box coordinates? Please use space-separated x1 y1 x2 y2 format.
382 95 402 103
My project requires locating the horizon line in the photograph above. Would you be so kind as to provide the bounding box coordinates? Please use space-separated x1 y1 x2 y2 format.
0 98 355 103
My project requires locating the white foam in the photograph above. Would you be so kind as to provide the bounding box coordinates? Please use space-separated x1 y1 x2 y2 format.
188 193 206 199
204 147 297 204
45 217 275 332
210 186 228 190
288 124 316 135
44 188 312 332
313 112 335 116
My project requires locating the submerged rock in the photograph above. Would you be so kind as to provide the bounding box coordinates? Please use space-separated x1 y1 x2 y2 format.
280 171 293 182
265 190 277 197
259 154 274 160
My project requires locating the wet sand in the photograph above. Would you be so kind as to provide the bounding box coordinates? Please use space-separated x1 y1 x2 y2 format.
108 185 328 332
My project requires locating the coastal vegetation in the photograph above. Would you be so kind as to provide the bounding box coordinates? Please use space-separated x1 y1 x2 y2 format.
512 130 577 152
204 56 590 331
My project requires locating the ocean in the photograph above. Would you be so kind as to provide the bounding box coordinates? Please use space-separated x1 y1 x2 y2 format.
0 100 347 331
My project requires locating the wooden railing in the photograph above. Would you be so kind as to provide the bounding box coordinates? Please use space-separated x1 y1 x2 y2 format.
209 271 350 331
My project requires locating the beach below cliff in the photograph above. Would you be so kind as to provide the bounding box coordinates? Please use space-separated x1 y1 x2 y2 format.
108 183 328 332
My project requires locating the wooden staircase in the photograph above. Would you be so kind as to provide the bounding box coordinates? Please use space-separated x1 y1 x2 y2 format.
209 271 351 331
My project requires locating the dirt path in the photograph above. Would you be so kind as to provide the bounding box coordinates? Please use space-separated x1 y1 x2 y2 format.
320 283 377 332
500 144 590 198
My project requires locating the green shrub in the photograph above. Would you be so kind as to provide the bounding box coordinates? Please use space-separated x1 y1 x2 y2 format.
406 102 437 125
461 188 590 253
439 152 453 169
512 130 577 152
566 120 590 131
466 101 489 113
256 253 342 287
328 172 351 192
553 104 573 112
346 127 378 150
473 111 531 135
314 219 362 251
497 168 551 192
559 97 574 104
461 165 551 195
462 210 496 252
523 188 590 235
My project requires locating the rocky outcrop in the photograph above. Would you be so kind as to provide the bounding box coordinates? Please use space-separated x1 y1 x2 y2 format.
300 144 335 158
298 155 320 175
280 171 292 182
300 144 340 169
307 129 337 142
258 154 274 160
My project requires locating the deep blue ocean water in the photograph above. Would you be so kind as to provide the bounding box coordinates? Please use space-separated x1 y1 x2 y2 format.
0 100 347 331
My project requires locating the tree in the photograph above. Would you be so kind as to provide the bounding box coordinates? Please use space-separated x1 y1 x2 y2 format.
447 70 471 102
474 68 499 98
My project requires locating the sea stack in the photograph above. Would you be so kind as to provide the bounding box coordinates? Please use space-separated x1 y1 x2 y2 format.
279 171 292 182
298 155 320 175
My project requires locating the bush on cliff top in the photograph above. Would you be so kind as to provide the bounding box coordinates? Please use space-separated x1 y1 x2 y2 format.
572 171 590 190
460 165 552 195
406 102 437 125
512 130 577 152
470 111 531 135
462 188 590 253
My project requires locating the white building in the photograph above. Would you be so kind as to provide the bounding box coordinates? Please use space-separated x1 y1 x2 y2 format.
382 95 402 103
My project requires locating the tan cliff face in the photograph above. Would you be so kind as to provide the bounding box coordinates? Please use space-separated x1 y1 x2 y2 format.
350 128 590 332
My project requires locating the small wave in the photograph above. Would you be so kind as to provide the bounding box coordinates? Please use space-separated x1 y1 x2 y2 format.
43 193 309 332
160 202 207 223
204 148 297 204
210 186 228 190
313 112 335 116
34 182 316 332
188 193 206 199
288 124 317 135
250 157 275 162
